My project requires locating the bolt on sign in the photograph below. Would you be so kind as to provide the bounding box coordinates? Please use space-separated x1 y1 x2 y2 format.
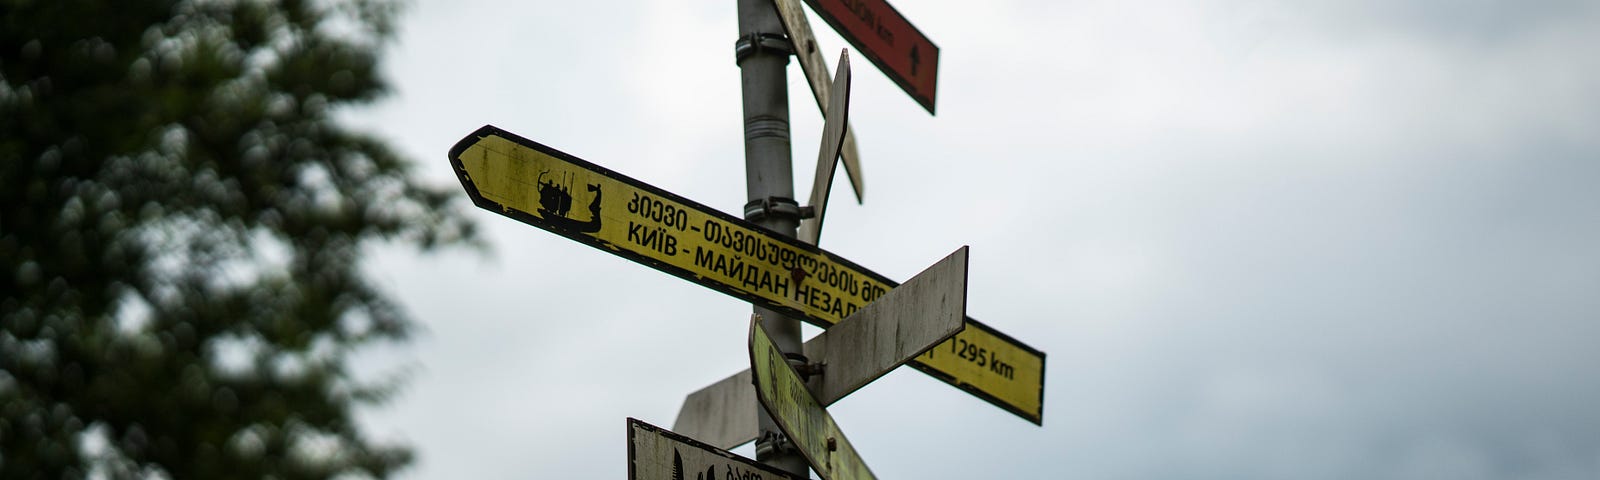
449 125 1044 424
627 418 803 480
750 315 874 480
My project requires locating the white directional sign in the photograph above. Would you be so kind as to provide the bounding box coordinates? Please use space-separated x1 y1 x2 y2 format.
628 418 803 480
808 246 966 400
678 247 968 449
751 315 875 480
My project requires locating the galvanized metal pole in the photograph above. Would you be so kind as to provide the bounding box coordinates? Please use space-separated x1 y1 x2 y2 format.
735 0 808 476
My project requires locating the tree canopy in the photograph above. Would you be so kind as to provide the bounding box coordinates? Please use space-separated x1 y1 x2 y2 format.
1 0 475 477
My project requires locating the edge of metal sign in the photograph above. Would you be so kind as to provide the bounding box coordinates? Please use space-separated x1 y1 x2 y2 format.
627 418 805 480
449 125 1045 425
626 416 638 480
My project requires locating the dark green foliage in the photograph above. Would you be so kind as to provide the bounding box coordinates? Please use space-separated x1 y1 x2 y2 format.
1 0 475 477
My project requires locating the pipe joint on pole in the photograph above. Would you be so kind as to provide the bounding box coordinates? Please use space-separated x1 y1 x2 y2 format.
734 33 793 65
753 430 800 458
743 196 802 223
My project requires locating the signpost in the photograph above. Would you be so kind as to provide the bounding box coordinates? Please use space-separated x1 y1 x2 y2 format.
628 418 803 480
676 247 969 448
450 126 1045 425
750 315 875 480
737 0 810 472
451 0 1044 476
799 0 939 114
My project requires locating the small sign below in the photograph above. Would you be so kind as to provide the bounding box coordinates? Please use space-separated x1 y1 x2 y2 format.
628 418 803 480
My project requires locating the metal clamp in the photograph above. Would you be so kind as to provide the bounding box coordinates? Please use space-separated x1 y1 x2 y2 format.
755 430 798 457
793 362 825 379
734 32 793 64
785 352 825 380
743 196 801 222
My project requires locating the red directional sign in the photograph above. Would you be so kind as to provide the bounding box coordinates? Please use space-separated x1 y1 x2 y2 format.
802 0 939 114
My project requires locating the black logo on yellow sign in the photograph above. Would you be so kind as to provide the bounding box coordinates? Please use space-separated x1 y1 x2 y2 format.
536 170 601 234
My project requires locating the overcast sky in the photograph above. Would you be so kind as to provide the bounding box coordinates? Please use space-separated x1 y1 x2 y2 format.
346 0 1600 478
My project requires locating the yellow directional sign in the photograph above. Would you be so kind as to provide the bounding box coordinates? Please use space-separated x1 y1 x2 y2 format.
449 125 1045 424
750 315 873 480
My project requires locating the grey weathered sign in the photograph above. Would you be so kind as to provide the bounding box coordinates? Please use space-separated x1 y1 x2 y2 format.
676 247 968 448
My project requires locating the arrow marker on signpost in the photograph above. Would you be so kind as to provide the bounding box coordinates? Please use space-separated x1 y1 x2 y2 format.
799 0 939 114
676 247 967 449
799 49 851 245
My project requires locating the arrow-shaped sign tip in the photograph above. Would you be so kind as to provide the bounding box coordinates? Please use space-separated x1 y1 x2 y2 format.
800 49 854 245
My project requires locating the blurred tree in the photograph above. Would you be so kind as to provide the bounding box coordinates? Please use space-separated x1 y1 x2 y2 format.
1 0 476 478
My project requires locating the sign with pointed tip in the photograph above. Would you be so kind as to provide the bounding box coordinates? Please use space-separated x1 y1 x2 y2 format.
676 247 968 448
800 0 939 114
450 125 1044 425
672 369 755 450
628 418 804 480
750 315 875 480
773 0 865 203
799 49 852 245
808 245 966 401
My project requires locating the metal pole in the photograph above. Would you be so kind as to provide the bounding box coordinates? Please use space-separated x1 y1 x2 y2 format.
735 0 808 476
